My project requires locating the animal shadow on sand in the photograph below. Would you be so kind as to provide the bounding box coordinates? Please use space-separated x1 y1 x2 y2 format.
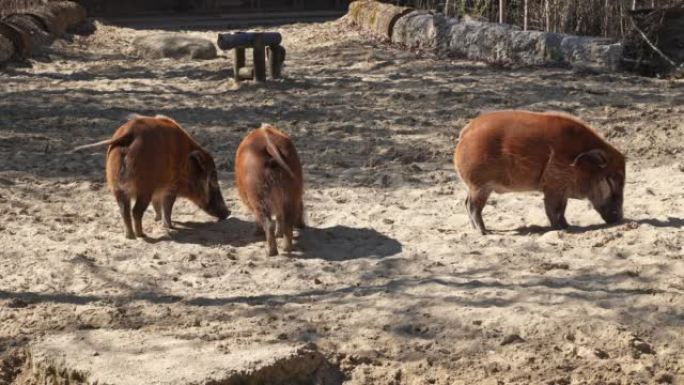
509 216 683 235
149 218 403 261
155 217 260 247
295 225 402 261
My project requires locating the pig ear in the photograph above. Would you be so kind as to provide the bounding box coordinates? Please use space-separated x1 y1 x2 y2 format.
190 151 206 174
571 149 608 169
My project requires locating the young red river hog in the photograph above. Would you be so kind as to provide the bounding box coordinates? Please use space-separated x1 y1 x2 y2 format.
235 123 304 256
454 110 625 234
73 115 230 238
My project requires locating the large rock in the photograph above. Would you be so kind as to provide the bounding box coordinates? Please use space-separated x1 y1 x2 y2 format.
348 0 623 71
30 330 343 385
508 30 564 65
391 11 448 49
444 17 620 70
132 33 218 60
445 20 515 63
560 35 623 71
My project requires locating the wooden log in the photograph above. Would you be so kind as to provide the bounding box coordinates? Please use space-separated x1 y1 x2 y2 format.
4 13 53 48
371 3 412 40
233 47 245 82
0 20 32 57
217 31 281 50
266 45 285 78
252 33 266 82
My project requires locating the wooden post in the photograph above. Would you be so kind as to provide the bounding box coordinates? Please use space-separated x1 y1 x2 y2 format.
252 33 266 82
233 47 245 82
267 45 285 79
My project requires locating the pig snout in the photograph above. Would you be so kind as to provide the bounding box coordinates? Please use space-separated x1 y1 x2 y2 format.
206 186 230 221
597 204 623 224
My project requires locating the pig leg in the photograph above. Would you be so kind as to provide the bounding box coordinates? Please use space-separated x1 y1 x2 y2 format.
464 195 476 229
132 193 152 238
161 193 176 229
152 199 162 221
258 212 278 256
281 211 295 253
543 193 569 229
115 190 135 239
466 188 490 235
282 223 294 253
294 202 306 229
275 216 285 238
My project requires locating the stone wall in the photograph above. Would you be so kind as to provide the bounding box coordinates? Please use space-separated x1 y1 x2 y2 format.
348 0 624 72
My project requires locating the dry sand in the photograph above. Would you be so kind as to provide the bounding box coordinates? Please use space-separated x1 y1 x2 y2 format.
0 18 682 384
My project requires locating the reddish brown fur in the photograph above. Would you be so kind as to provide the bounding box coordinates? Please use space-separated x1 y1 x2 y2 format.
454 110 626 233
104 115 229 238
235 124 304 256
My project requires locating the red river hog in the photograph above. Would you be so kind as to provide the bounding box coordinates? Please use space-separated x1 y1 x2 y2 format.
73 115 230 238
454 110 625 234
235 124 304 256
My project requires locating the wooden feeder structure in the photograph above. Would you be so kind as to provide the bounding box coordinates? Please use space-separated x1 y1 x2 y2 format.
217 31 286 82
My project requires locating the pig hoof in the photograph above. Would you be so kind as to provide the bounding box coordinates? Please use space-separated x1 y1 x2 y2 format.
268 250 278 257
125 232 136 239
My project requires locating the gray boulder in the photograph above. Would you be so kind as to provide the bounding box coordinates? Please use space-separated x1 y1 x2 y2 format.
391 11 447 49
444 17 620 70
560 35 623 71
131 33 217 60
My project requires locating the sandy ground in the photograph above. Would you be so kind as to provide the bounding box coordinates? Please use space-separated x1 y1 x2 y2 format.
0 18 683 385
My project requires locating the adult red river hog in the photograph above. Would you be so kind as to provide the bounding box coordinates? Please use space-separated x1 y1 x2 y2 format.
73 115 230 238
454 110 625 234
235 124 304 256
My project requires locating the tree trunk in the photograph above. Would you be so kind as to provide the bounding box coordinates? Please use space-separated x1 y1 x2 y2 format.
499 0 506 24
545 0 550 32
524 0 528 30
604 0 610 37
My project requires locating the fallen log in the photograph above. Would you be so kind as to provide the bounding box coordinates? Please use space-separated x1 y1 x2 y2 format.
0 1 87 64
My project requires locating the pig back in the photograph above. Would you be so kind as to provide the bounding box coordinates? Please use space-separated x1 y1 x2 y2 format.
106 118 196 194
455 111 602 193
